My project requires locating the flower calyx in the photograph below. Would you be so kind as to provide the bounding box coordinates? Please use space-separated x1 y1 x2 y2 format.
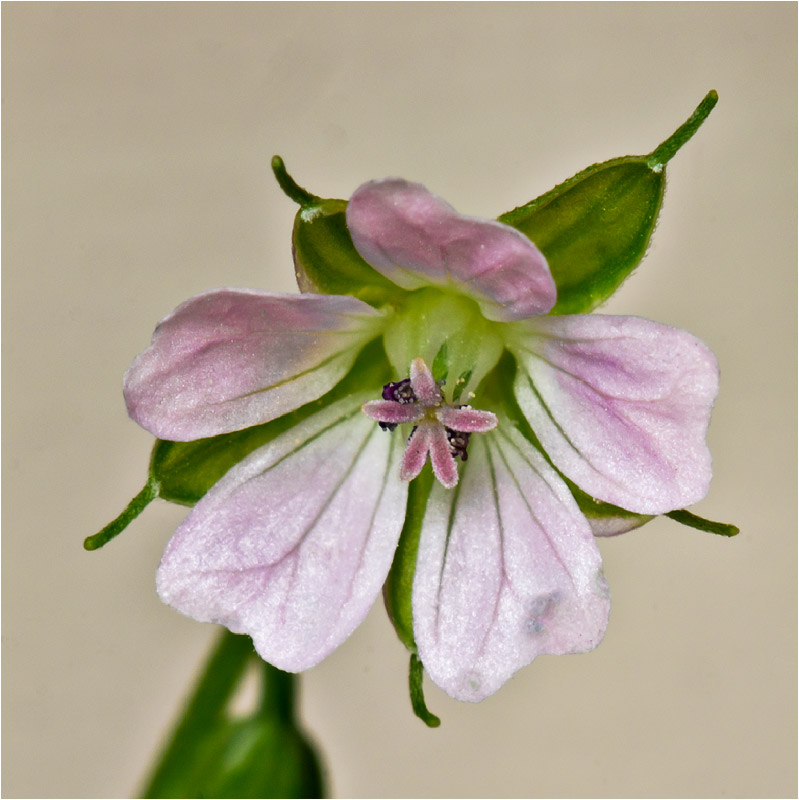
362 357 497 489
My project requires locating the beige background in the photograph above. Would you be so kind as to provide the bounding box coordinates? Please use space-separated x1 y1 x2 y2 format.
3 3 796 798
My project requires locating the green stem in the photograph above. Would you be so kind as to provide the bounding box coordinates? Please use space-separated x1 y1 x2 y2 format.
83 477 159 550
271 155 319 207
647 90 718 170
259 659 295 724
141 630 253 798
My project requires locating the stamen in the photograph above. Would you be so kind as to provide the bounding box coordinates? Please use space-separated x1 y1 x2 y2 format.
446 428 471 461
382 378 417 404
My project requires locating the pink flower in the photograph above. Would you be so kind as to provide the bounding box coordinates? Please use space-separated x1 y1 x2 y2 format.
124 179 718 702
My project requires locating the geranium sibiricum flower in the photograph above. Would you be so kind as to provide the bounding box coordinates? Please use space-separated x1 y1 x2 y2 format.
124 178 718 702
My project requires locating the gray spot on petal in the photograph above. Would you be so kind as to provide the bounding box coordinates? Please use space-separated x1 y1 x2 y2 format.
457 669 483 699
525 618 546 634
524 590 561 636
594 569 610 598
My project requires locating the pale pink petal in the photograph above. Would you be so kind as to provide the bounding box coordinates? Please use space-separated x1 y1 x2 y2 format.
428 424 459 489
409 357 440 406
346 179 556 322
124 289 383 441
362 400 424 425
437 406 498 433
413 424 609 702
511 315 719 515
156 395 407 672
400 424 432 482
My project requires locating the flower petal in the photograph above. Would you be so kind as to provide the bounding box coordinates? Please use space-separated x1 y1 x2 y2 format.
156 395 407 672
437 406 498 433
409 356 440 406
362 400 424 425
510 314 719 514
346 179 556 321
124 289 383 440
412 424 609 702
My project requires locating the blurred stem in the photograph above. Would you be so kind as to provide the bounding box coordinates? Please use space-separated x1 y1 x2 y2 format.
141 630 253 798
260 657 295 723
140 630 325 799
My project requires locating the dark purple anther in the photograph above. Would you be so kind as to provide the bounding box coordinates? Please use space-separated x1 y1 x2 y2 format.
381 378 417 404
379 378 418 432
446 428 471 461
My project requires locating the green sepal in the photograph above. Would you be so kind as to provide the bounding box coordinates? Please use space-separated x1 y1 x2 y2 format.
152 338 392 506
272 156 401 307
567 480 654 535
291 197 400 306
383 464 434 653
500 158 664 314
152 418 294 508
142 631 324 799
666 509 740 537
409 653 441 728
498 90 718 315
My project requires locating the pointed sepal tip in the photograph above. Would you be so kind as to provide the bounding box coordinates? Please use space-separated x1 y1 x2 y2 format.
666 508 739 537
409 653 441 728
84 478 159 550
271 155 319 207
647 89 718 170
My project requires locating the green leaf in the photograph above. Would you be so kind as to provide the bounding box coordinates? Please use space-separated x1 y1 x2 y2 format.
152 339 391 506
142 631 324 799
498 90 718 314
272 156 400 306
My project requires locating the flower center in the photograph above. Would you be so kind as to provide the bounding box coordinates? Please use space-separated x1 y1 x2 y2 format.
361 357 498 488
382 288 504 403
